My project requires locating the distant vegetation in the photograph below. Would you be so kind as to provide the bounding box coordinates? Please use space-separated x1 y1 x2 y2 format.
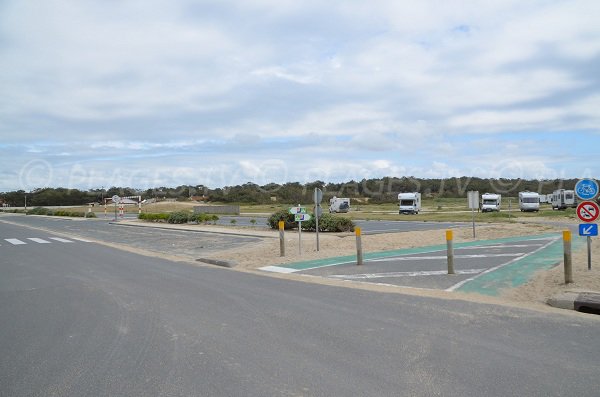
138 211 219 224
0 177 581 207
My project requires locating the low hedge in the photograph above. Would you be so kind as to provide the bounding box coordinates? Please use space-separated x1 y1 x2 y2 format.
267 209 355 232
26 207 94 218
138 212 219 224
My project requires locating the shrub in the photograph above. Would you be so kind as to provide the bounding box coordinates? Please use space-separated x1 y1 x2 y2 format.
267 209 296 230
85 212 97 218
167 211 191 224
28 207 52 215
301 213 355 232
138 212 170 222
189 213 219 224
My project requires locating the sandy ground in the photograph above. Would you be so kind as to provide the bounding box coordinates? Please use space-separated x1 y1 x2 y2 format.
196 220 598 306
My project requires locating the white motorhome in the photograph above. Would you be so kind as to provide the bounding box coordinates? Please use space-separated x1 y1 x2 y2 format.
518 191 540 212
481 193 501 212
551 189 577 210
538 194 550 204
398 192 421 214
329 197 350 213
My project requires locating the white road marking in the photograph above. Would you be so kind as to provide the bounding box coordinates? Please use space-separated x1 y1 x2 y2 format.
49 237 74 243
458 244 543 250
27 238 51 244
70 237 92 242
259 266 299 273
5 238 26 245
329 268 485 280
368 253 524 262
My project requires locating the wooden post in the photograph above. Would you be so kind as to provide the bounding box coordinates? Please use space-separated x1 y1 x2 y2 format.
356 227 363 266
279 220 285 257
563 230 573 284
446 229 455 275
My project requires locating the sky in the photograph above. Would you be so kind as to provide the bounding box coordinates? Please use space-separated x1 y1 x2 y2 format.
1 0 599 192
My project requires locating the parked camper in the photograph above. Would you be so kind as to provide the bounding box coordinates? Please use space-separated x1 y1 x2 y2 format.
538 194 550 204
481 193 501 212
518 191 540 212
329 197 350 213
551 189 577 210
398 192 421 214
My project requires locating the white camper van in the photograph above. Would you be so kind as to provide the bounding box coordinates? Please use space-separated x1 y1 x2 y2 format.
398 192 421 214
481 193 501 212
518 191 540 212
329 197 350 213
551 189 577 210
538 194 550 204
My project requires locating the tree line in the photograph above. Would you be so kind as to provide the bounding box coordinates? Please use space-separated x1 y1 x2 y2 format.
0 177 580 207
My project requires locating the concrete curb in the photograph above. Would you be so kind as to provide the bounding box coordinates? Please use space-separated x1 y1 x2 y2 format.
196 258 238 268
547 291 600 314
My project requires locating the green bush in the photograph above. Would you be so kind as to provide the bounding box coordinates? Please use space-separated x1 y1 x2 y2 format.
138 212 170 222
27 207 52 215
188 213 219 224
267 209 296 230
267 210 355 232
167 211 191 224
301 213 355 232
85 212 97 218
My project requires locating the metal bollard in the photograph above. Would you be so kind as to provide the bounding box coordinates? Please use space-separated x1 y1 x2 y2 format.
356 227 363 266
446 229 455 275
279 221 285 257
563 230 573 284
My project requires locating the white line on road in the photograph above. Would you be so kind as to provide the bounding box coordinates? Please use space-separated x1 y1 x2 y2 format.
49 237 74 243
368 253 524 262
5 238 26 245
329 268 486 280
27 238 51 244
70 237 92 242
259 266 299 273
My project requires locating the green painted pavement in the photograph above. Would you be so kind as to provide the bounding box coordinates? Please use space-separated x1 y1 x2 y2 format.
280 233 560 271
456 235 586 296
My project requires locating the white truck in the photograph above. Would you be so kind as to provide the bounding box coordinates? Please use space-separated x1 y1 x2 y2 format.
551 189 577 210
398 192 421 214
481 193 501 212
329 197 350 213
518 191 540 212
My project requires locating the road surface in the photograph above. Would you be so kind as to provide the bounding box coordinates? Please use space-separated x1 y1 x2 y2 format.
1 218 599 396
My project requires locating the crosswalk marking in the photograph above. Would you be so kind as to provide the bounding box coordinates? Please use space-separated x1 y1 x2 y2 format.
5 238 27 245
48 237 74 243
71 237 92 242
27 238 51 244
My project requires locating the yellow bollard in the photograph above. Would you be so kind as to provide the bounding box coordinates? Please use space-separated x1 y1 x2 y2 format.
446 229 455 275
563 230 572 284
356 227 363 265
279 220 285 257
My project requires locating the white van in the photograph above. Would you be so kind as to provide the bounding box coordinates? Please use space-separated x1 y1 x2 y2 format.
481 193 501 212
398 192 421 214
518 191 540 212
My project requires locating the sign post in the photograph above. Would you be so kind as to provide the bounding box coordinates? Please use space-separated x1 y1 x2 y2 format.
575 178 599 271
112 195 120 221
290 206 310 256
467 191 479 238
314 188 323 251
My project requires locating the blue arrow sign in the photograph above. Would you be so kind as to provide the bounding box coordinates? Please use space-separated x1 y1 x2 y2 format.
575 179 599 200
579 223 598 237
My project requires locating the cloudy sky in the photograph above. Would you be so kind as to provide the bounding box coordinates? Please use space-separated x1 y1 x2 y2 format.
1 0 599 191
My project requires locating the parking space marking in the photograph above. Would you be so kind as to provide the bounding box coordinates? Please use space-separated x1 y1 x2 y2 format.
329 268 485 280
368 253 524 262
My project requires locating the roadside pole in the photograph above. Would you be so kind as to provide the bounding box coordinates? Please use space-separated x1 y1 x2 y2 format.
587 237 592 271
314 188 323 252
467 191 478 238
279 220 285 257
356 227 363 266
298 220 302 256
563 230 573 284
446 229 455 274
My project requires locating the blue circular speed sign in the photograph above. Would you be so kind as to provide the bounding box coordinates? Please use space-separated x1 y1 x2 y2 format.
575 179 599 200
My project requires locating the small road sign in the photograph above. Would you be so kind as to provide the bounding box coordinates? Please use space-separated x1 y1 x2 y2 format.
575 179 599 200
111 195 120 203
313 188 323 204
295 214 311 222
579 224 598 237
289 207 307 214
577 201 599 222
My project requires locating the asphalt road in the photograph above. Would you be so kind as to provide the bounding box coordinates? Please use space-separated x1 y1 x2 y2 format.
1 219 599 396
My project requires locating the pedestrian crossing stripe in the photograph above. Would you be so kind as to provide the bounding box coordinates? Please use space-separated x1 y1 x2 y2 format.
1 237 89 246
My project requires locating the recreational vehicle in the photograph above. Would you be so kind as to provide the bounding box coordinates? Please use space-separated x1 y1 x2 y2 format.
551 189 577 210
518 191 540 212
329 197 350 213
481 193 501 212
398 192 421 214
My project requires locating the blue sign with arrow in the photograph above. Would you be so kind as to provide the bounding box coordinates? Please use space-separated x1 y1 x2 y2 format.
575 179 599 200
579 223 598 237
